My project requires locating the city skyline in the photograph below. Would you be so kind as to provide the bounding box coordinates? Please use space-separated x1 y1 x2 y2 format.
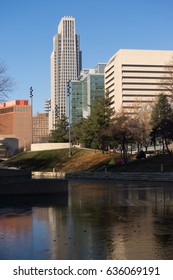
1 0 173 113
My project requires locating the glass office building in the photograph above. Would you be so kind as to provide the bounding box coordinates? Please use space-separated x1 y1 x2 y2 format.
68 64 106 124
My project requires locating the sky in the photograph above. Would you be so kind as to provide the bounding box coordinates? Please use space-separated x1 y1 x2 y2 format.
1 0 173 114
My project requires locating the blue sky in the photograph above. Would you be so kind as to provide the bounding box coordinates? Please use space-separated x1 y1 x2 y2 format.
1 0 173 114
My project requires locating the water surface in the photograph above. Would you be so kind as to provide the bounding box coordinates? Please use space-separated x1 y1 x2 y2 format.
0 179 173 260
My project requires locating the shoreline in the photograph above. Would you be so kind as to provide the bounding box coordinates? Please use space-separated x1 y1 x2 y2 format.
33 171 173 182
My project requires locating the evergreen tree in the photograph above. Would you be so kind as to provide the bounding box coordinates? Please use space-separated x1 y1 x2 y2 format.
70 119 84 144
49 114 69 143
151 93 173 125
150 94 173 153
79 92 114 150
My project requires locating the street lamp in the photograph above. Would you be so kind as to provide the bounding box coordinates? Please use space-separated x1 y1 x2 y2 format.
30 86 33 115
67 81 72 157
30 87 33 143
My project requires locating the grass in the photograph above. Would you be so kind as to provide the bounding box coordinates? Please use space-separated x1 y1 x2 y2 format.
0 148 120 172
107 153 173 172
1 148 173 172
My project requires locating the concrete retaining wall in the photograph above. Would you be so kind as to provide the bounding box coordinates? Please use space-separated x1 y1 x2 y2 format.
31 143 70 151
65 172 173 182
0 168 68 195
0 179 68 195
32 171 173 182
0 168 31 184
32 171 65 178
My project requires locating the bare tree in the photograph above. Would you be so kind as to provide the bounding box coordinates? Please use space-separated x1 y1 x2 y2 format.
136 104 153 152
0 61 14 101
160 58 173 98
109 110 137 163
122 97 153 152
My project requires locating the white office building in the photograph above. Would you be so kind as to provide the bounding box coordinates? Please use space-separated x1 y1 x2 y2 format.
50 16 82 130
105 49 173 115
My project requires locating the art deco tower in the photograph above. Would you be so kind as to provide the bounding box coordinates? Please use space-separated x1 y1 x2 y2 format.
50 16 82 130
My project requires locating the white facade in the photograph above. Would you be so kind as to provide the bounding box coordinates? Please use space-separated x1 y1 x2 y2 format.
50 16 82 130
105 49 173 115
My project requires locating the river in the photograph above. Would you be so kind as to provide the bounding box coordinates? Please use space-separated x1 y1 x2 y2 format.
0 179 173 260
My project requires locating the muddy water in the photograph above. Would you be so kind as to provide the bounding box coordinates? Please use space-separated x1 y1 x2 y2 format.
0 179 173 260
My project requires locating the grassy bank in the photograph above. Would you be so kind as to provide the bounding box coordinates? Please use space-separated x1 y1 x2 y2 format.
1 148 173 172
0 148 119 172
107 154 173 172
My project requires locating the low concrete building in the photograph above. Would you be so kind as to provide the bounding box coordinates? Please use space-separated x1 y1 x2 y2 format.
0 136 19 157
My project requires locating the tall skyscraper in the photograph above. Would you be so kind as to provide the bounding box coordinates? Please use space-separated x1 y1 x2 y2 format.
50 16 82 130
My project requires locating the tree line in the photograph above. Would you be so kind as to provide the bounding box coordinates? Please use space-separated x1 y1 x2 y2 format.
50 59 173 162
49 91 173 162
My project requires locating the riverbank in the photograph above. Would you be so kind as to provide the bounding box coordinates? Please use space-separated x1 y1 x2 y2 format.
1 148 173 184
1 148 173 172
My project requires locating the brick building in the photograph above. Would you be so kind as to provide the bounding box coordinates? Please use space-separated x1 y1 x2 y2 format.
0 100 32 150
33 112 49 143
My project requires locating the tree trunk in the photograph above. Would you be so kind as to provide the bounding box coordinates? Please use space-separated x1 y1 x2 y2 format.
165 137 171 154
162 137 165 154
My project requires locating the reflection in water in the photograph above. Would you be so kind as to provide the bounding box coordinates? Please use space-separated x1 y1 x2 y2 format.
0 180 173 259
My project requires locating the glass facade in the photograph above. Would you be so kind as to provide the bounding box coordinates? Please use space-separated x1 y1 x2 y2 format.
70 70 105 124
82 77 88 115
90 75 105 101
71 81 83 124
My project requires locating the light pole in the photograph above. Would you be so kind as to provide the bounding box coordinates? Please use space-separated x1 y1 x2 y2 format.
30 87 33 144
67 81 72 157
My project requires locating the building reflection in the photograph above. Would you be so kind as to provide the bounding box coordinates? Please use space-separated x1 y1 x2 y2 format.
0 208 33 259
46 180 173 259
1 181 173 259
0 194 68 260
